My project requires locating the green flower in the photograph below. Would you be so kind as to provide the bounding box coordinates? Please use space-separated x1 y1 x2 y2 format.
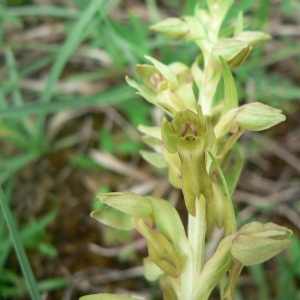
161 105 215 215
126 56 196 116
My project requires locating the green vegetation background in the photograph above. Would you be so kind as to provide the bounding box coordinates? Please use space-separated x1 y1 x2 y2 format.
0 0 300 299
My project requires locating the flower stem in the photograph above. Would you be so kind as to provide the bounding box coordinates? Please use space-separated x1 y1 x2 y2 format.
187 195 207 298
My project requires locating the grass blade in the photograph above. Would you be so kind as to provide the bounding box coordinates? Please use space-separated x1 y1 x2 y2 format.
0 85 134 119
8 5 79 19
0 188 41 300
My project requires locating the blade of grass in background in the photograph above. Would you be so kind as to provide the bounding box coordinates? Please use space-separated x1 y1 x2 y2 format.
4 47 35 136
8 5 79 19
0 84 134 119
34 0 121 145
0 188 42 300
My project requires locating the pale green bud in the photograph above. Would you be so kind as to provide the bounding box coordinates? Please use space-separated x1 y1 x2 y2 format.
230 102 286 133
96 192 152 218
230 222 292 266
150 18 189 41
211 38 251 69
235 31 271 49
215 102 286 138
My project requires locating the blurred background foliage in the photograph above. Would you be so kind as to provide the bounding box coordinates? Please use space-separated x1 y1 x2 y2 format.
0 0 299 299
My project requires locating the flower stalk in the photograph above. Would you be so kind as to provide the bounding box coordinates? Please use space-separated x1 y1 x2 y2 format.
82 1 292 299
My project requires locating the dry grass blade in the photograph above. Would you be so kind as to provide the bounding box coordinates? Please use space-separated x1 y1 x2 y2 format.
89 149 152 181
88 239 147 258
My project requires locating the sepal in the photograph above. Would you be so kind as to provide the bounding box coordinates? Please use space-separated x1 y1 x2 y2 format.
96 192 152 218
235 31 271 49
91 206 134 230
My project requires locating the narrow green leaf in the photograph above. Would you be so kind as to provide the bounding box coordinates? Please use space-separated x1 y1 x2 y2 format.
0 188 41 300
8 5 79 19
0 85 133 119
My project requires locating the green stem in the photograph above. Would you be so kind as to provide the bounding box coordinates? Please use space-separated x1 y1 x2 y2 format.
187 195 207 298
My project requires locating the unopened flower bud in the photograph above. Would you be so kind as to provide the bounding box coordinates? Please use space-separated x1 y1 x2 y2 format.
215 102 286 138
235 31 271 49
230 102 286 133
211 39 251 69
231 222 292 266
150 18 189 41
